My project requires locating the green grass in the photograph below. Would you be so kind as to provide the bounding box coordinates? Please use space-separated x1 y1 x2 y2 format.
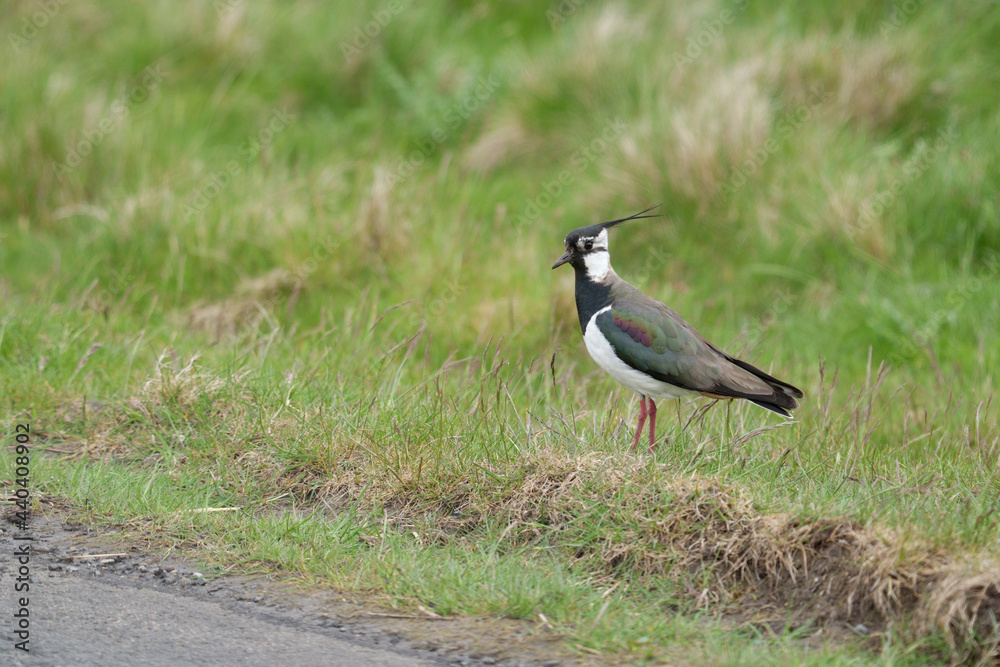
2 1 1000 664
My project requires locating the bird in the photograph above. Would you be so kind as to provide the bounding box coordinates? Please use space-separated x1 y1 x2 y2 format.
551 206 803 453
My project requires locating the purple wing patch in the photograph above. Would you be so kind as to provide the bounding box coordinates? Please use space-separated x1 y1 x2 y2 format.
613 315 652 347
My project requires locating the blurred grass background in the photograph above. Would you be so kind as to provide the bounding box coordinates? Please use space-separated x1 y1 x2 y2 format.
2 1 998 378
3 0 1000 663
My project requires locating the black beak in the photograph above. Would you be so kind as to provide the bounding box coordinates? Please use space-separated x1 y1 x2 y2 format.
551 250 572 269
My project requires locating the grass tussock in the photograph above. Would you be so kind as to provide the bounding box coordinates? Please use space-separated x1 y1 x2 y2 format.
48 351 243 457
299 450 1000 661
186 268 302 340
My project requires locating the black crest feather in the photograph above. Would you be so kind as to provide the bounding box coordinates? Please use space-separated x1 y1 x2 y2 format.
599 204 662 230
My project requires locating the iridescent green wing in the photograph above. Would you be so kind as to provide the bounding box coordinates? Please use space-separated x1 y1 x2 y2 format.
595 299 725 391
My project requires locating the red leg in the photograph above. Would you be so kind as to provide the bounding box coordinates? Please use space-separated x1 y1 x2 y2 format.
647 399 658 453
631 396 648 452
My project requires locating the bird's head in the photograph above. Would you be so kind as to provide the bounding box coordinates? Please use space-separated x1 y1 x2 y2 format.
551 205 661 282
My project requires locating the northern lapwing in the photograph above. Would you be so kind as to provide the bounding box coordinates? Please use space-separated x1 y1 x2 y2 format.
552 207 803 453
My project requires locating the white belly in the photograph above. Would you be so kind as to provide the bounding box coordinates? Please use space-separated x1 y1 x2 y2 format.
582 307 697 400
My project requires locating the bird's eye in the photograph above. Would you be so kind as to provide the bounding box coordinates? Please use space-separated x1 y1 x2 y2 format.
584 240 594 251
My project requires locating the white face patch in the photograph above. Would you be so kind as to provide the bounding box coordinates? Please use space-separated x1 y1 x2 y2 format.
582 250 611 282
578 228 611 281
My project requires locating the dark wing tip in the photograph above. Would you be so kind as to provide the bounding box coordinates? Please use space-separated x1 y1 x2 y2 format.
748 400 794 418
723 354 804 402
778 385 804 401
760 383 801 414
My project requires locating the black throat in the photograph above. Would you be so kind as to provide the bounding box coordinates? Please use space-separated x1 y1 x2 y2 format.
573 268 613 334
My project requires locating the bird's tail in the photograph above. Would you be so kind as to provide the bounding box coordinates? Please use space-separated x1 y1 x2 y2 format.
720 355 804 417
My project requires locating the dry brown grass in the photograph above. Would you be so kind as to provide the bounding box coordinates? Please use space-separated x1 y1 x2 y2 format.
461 117 535 174
499 455 998 660
282 449 1000 661
774 32 922 132
185 268 301 340
49 350 244 458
